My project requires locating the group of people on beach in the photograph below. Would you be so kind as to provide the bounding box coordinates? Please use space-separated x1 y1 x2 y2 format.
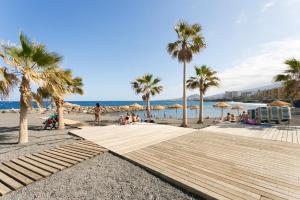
119 113 141 125
224 111 249 123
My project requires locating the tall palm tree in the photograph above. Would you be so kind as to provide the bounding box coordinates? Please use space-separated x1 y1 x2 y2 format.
274 58 300 105
0 67 18 99
0 33 62 143
167 21 206 127
131 74 163 120
37 68 83 129
187 65 220 123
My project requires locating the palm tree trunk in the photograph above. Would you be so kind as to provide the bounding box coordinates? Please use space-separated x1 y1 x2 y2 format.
182 61 188 127
19 77 30 144
146 99 151 120
198 91 204 124
56 99 65 129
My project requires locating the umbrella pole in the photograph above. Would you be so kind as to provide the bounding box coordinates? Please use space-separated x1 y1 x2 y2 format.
221 107 224 120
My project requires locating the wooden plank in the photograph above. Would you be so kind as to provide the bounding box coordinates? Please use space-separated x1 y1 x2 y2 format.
56 147 98 158
18 157 58 174
51 148 91 159
25 155 66 170
0 165 33 185
0 171 23 190
0 181 11 196
57 146 97 156
43 150 85 162
32 153 73 167
11 159 51 177
3 161 43 181
37 152 78 165
65 144 104 153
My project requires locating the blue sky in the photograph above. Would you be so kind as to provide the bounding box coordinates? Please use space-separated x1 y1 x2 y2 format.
1 0 300 101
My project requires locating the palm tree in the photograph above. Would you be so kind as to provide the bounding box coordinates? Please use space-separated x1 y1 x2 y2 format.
0 67 18 99
131 74 163 120
187 65 220 123
0 33 62 143
37 68 83 129
167 21 206 127
274 58 300 105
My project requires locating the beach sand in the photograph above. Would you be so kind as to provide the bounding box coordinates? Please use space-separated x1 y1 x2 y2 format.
0 112 199 200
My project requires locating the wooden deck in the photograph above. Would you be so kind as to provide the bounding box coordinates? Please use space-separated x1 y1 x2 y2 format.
0 141 106 196
72 124 300 200
203 123 300 144
70 124 195 154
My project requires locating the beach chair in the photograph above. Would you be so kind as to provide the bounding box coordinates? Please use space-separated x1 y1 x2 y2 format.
268 106 280 123
280 106 291 123
256 107 269 123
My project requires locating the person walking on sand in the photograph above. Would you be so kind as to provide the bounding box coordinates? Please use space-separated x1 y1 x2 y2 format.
94 103 101 125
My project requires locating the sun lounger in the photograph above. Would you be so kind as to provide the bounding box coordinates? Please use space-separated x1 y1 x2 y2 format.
256 107 269 122
280 106 291 123
268 106 280 123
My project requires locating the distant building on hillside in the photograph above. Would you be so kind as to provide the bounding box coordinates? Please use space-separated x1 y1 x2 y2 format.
241 91 255 97
224 91 240 99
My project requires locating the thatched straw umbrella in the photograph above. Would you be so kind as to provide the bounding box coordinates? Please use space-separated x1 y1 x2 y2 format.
231 104 244 115
213 102 231 119
269 100 291 107
190 105 200 118
153 105 165 119
169 104 183 119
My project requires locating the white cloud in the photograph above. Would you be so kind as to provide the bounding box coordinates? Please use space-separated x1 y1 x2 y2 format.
235 12 247 24
261 1 274 12
206 39 300 96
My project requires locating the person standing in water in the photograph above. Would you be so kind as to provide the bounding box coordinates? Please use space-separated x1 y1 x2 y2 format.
94 103 101 125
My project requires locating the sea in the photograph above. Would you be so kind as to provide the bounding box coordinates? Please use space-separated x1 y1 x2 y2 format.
0 100 266 118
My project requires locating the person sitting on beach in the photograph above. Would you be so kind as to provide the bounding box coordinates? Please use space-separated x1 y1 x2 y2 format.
131 113 136 122
119 115 125 125
43 113 58 130
124 115 130 125
230 114 236 122
136 115 141 122
126 113 133 123
94 103 101 125
241 111 248 122
225 113 231 121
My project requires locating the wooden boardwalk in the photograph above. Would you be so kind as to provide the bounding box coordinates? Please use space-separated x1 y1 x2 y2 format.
70 124 195 154
72 124 300 200
203 123 300 144
0 140 106 196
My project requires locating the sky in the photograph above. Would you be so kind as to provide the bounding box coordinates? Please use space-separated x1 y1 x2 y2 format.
1 0 300 101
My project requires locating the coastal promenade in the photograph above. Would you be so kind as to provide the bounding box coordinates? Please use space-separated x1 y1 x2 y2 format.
71 124 300 200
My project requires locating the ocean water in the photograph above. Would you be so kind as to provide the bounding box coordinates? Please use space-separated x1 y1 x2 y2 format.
0 100 266 118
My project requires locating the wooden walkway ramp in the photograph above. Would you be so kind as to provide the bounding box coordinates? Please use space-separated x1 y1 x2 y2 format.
71 124 300 200
0 140 106 196
70 124 195 154
203 123 300 144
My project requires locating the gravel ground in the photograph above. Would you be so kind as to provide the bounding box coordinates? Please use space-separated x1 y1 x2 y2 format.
0 112 80 162
0 153 199 200
0 112 200 200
